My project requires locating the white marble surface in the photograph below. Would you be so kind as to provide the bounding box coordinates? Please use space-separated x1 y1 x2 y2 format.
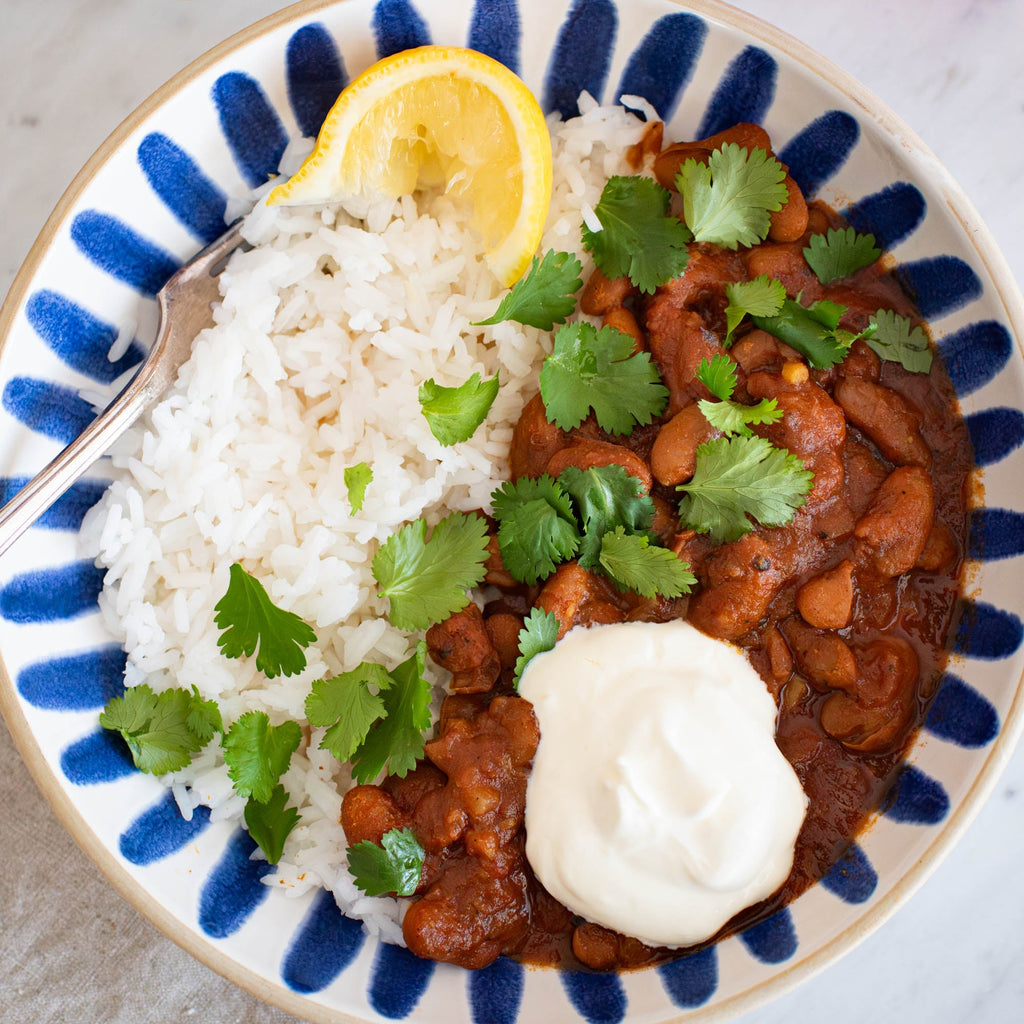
1 1 1023 1022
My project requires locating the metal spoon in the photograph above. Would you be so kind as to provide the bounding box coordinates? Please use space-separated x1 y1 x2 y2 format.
0 222 247 558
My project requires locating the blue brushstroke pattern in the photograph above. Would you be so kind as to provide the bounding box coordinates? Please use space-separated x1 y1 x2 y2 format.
738 907 797 963
199 829 274 938
120 791 212 865
658 947 718 1008
939 321 1013 399
969 508 1024 561
615 13 707 121
70 211 180 296
468 0 521 74
543 0 617 120
469 957 524 1024
696 46 776 140
61 729 137 785
560 971 626 1024
212 72 289 189
895 255 983 320
821 842 877 904
137 133 228 245
368 941 435 1018
25 290 144 383
883 765 950 825
843 182 926 250
0 477 107 532
0 560 104 624
281 888 365 993
2 376 99 444
373 0 432 58
954 600 1023 660
778 110 859 198
965 407 1024 467
286 23 348 138
17 644 126 710
925 672 1000 747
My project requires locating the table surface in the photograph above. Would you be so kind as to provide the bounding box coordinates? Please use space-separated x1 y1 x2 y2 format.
2 1 1023 1022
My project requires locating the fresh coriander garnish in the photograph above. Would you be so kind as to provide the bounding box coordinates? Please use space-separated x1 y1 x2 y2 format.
865 309 933 373
696 354 783 436
347 826 425 897
349 643 432 783
751 296 870 369
491 475 580 586
99 683 222 775
723 275 786 344
676 143 788 250
244 785 301 865
803 227 881 285
513 608 560 687
214 563 317 678
418 372 500 446
372 512 489 631
557 464 655 568
676 435 814 543
305 663 392 763
581 175 691 293
344 462 373 513
539 322 669 435
221 710 302 803
597 527 696 598
473 249 583 329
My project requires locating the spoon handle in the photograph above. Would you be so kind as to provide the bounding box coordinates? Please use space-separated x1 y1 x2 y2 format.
0 222 244 559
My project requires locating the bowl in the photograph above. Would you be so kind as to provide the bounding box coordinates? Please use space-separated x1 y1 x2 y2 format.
1 0 1023 1021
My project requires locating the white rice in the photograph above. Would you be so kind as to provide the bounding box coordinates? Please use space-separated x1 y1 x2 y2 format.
80 98 648 944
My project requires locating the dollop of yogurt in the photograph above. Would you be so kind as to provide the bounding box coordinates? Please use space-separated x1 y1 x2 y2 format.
518 619 808 948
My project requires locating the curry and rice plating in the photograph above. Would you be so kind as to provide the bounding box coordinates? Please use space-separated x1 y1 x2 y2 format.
91 53 972 974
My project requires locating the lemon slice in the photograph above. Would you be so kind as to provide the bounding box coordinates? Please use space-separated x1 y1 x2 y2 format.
268 45 553 286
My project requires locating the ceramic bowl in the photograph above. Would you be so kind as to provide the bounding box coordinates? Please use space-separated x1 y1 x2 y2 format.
2 1 1023 1022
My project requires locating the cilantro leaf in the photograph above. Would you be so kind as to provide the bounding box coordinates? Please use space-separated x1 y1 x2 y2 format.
351 643 432 783
699 395 783 436
221 711 302 803
344 462 373 513
99 684 221 775
723 276 786 343
676 435 814 543
695 355 782 436
491 475 580 585
372 513 489 631
597 527 696 598
244 785 301 865
751 296 868 369
803 227 881 285
473 249 583 329
419 372 500 446
865 309 933 373
347 826 425 897
676 143 788 249
214 563 317 678
305 663 392 762
695 353 738 401
539 322 669 435
513 608 561 687
581 175 691 293
557 463 654 568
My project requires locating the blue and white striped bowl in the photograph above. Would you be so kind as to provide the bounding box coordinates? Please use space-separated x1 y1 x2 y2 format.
1 1 1022 1021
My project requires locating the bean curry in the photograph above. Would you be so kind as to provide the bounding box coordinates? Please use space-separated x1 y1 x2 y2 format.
340 121 973 971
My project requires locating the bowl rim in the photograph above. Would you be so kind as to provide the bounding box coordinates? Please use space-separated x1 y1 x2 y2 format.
1 1 1023 1022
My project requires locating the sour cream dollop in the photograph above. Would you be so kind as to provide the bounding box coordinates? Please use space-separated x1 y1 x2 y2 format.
518 620 808 948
